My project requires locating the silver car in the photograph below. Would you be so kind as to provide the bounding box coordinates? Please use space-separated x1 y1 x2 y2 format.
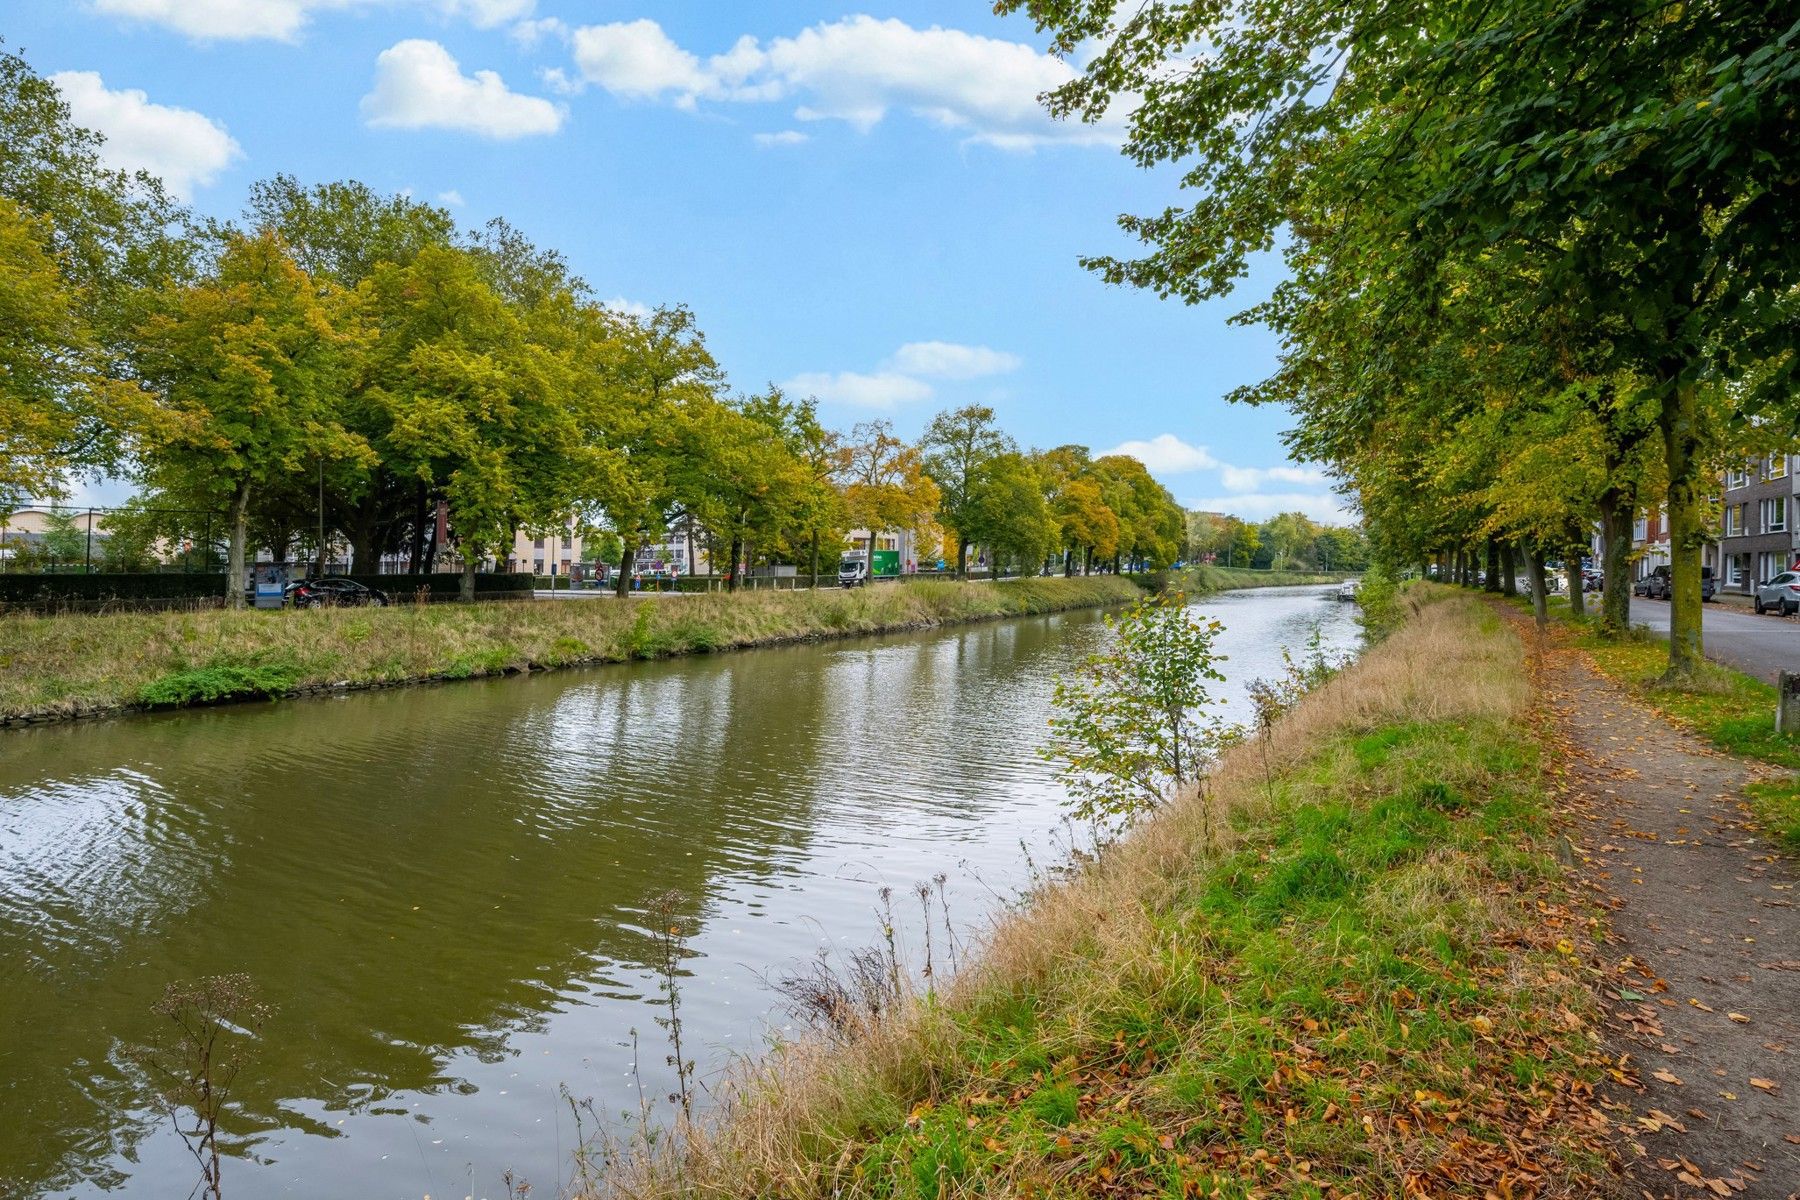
1754 570 1800 616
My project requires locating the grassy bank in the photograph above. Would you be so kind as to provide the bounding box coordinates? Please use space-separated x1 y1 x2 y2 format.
1164 564 1346 593
1505 594 1800 851
0 577 1145 725
606 590 1615 1200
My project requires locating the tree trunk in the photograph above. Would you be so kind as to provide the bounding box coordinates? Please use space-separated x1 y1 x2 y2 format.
1524 545 1549 630
408 481 427 574
1597 494 1633 637
809 529 819 589
227 478 251 609
865 530 877 585
1500 544 1517 596
1567 557 1585 618
616 534 633 598
956 537 967 580
1661 382 1705 680
1484 539 1501 593
727 534 743 592
460 556 477 603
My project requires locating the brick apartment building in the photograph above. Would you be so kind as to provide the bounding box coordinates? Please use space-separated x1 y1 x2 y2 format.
1712 453 1799 593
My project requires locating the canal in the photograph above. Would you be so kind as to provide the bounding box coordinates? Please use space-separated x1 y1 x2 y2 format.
0 585 1359 1199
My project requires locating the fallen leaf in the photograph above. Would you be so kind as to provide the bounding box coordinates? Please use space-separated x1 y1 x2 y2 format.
1727 1012 1750 1023
1653 1069 1684 1085
1689 998 1715 1012
1749 1077 1778 1092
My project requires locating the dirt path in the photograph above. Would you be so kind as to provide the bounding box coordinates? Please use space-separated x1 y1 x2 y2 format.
1538 634 1800 1198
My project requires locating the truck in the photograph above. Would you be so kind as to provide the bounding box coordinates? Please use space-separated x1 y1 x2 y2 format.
838 548 900 587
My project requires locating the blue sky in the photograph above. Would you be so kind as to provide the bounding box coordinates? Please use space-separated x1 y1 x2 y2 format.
9 0 1347 522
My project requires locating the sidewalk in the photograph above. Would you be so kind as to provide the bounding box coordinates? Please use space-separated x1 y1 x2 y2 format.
1535 628 1800 1197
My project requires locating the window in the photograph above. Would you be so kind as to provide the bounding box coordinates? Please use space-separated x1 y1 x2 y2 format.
1757 553 1782 583
1770 455 1790 481
1727 555 1746 586
1633 515 1648 541
1724 504 1744 537
533 558 544 574
1763 496 1788 534
533 537 545 550
1727 467 1749 490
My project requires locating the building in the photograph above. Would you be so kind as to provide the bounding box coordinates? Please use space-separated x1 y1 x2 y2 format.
1630 505 1671 585
1715 453 1796 593
505 521 585 577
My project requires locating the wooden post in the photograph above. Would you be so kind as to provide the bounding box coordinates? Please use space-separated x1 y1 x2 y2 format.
1778 671 1800 735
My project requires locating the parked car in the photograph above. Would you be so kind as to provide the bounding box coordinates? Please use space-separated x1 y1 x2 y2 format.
287 577 389 608
1643 564 1715 602
1754 571 1800 616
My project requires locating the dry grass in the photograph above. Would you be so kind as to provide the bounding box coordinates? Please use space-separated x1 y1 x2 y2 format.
0 577 1142 724
596 586 1614 1200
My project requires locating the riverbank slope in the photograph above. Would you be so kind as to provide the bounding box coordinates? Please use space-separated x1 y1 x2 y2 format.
605 587 1619 1199
0 576 1142 725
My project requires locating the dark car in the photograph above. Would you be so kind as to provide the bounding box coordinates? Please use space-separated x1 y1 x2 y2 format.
286 577 389 608
1643 564 1714 602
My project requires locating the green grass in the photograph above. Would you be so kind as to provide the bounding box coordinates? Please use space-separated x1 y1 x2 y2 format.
136 655 305 707
839 719 1601 1199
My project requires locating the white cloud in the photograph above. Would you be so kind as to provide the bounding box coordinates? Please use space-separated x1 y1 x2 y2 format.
563 15 1126 149
511 16 568 49
1183 492 1354 525
752 129 809 147
604 297 652 319
361 40 564 139
1098 434 1220 475
434 0 532 29
93 0 534 40
784 370 933 410
1218 463 1331 492
48 71 241 198
571 19 717 103
888 341 1020 380
436 188 465 206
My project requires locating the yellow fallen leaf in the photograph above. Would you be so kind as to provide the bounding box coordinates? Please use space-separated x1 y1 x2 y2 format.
1652 1069 1684 1085
1750 1077 1778 1092
1689 998 1714 1012
1727 1012 1750 1023
1470 1015 1493 1035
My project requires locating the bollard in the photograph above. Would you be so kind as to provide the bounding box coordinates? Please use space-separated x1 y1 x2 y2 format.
1779 671 1800 735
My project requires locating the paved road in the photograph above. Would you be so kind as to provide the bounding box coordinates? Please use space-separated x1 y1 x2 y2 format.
1630 597 1800 684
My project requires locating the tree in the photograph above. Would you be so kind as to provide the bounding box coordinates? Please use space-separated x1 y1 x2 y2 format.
136 234 368 606
357 244 597 599
1261 511 1321 571
841 420 940 579
1001 0 1800 680
1044 592 1237 830
963 451 1059 577
2 46 194 497
920 404 1013 578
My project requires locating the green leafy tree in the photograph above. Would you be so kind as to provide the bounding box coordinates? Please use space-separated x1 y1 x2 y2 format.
920 403 1013 578
1044 592 1238 831
841 419 940 577
136 234 369 606
963 451 1058 577
1260 511 1321 571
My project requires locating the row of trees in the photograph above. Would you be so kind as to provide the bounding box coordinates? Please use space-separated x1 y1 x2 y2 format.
1185 511 1368 574
1007 0 1798 677
0 46 1202 604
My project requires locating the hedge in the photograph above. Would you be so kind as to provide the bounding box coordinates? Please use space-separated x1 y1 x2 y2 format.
0 571 535 608
0 572 228 603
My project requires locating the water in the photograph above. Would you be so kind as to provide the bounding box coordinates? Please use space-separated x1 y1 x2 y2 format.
0 585 1358 1199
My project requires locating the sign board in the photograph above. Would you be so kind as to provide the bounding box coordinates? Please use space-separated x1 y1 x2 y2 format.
254 564 288 609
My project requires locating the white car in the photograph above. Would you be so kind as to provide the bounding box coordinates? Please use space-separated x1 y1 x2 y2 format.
1753 570 1800 616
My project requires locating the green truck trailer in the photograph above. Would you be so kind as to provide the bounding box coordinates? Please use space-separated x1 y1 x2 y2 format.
837 549 899 587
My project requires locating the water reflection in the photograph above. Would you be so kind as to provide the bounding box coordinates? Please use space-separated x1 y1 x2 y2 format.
0 586 1357 1199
